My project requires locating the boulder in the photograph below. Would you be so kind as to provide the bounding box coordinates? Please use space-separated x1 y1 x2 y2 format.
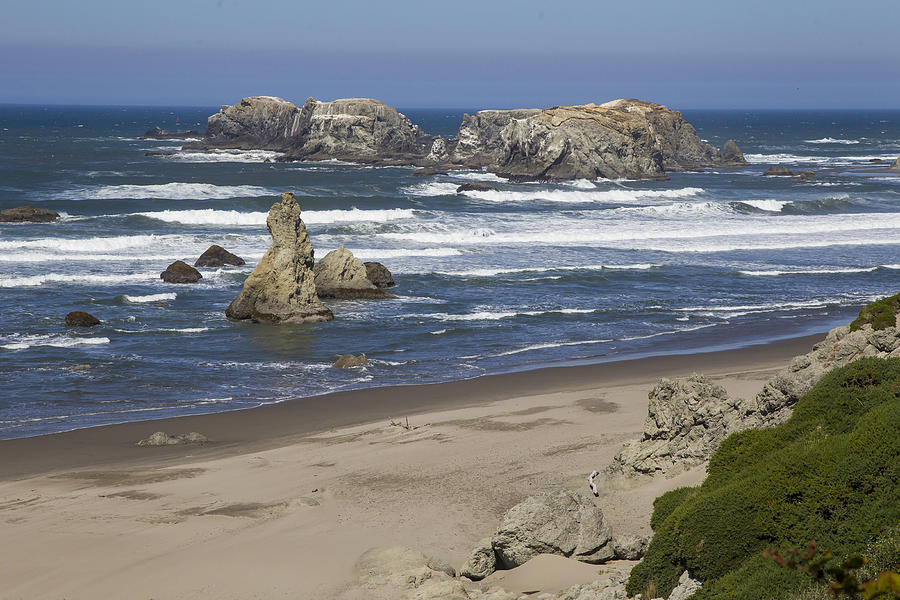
225 192 334 323
137 431 208 446
333 354 369 368
425 556 456 578
364 261 395 288
459 538 497 581
491 490 614 568
65 311 100 327
160 260 202 283
314 246 396 299
890 157 900 172
457 182 498 193
666 571 702 600
763 165 793 176
612 534 650 560
0 205 59 223
720 139 747 165
194 245 245 268
139 126 201 140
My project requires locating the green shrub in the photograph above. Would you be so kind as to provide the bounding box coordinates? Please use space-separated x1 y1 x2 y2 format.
627 357 900 600
850 293 900 331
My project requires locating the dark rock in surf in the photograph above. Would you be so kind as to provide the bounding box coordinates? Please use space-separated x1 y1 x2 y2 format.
332 354 369 368
364 262 395 288
194 245 245 268
65 311 100 327
140 126 202 140
161 260 202 284
456 182 498 193
0 206 59 223
763 166 794 176
791 170 816 182
721 139 747 165
314 246 396 300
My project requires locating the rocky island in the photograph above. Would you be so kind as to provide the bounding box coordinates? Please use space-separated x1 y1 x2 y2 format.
174 95 746 180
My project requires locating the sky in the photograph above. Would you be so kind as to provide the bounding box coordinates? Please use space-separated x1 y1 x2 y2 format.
1 0 898 109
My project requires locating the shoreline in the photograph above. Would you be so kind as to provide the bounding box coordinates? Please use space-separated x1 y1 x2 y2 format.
0 331 824 480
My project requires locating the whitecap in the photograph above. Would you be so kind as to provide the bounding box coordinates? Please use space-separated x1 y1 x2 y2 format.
404 308 595 321
0 272 157 287
738 267 878 276
804 138 860 144
1 334 110 351
68 182 275 200
161 149 284 163
123 293 176 303
738 199 790 212
130 207 419 226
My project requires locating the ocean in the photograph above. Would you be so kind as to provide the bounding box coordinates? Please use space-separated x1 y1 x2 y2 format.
1 105 898 439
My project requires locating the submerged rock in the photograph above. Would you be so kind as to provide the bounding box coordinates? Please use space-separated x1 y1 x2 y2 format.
194 244 245 267
0 205 59 223
314 246 396 299
140 126 201 140
161 260 202 283
226 192 333 323
364 261 395 288
332 354 369 368
65 311 100 327
137 431 208 446
457 182 497 193
763 165 794 176
491 490 614 568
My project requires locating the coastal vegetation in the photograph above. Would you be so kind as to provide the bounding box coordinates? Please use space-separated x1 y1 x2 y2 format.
850 293 900 332
626 357 900 600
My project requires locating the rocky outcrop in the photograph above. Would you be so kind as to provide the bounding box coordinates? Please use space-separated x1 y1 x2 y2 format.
225 192 333 323
459 538 496 581
665 571 702 600
161 260 202 283
364 262 395 288
137 431 208 446
763 165 794 176
721 139 746 164
890 157 900 172
314 246 396 299
445 99 746 180
65 311 100 327
457 182 497 193
140 126 201 140
608 315 900 479
611 534 650 560
190 96 434 163
0 206 59 223
491 490 614 568
194 245 245 268
333 354 369 368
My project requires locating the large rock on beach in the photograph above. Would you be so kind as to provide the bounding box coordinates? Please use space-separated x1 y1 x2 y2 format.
194 244 245 268
65 311 100 327
160 260 202 283
137 431 208 446
459 538 497 581
364 261 395 288
226 192 333 323
314 246 396 299
608 308 900 479
0 205 59 223
491 490 614 568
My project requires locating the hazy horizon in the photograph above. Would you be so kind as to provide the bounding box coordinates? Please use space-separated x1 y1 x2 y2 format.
2 0 898 109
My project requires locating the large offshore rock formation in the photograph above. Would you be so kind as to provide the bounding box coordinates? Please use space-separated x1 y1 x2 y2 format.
314 246 396 299
225 192 333 323
184 96 745 180
444 99 746 180
187 96 433 162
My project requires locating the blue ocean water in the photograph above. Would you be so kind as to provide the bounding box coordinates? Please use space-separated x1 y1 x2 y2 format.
1 105 899 439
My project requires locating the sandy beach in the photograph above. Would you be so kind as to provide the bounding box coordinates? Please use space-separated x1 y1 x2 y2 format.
0 333 823 599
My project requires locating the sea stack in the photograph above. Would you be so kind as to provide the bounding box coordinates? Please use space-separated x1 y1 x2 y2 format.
314 246 396 299
225 192 334 323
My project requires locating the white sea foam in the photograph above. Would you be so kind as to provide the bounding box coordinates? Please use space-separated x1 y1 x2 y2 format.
492 338 612 357
433 264 660 277
1 334 110 351
131 207 418 226
805 138 861 145
338 247 463 258
739 199 790 212
676 299 835 314
403 182 705 204
162 149 284 163
451 171 508 183
745 153 898 165
0 234 168 252
738 267 879 276
0 272 157 287
123 293 177 303
68 182 275 200
404 308 595 322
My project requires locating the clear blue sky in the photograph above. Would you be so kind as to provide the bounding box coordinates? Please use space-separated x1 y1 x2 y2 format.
1 0 898 109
